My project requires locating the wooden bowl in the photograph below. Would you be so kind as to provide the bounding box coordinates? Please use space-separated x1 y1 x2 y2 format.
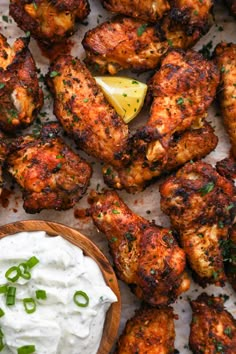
0 219 121 354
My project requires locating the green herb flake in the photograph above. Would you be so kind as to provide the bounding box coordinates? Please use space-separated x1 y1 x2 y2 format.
224 326 232 338
137 24 148 37
198 181 214 196
0 83 5 89
83 98 89 103
49 71 60 78
2 15 8 23
112 209 120 214
177 97 184 105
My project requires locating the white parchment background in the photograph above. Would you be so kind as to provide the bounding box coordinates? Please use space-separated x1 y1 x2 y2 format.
0 0 235 352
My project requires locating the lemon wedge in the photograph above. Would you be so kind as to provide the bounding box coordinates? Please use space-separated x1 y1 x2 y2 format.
95 76 147 123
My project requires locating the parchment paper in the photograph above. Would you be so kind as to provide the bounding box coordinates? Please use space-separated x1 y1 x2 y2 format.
0 1 235 352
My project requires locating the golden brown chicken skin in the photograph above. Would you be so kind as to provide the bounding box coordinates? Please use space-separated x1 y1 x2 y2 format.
160 161 236 287
145 48 219 162
6 123 92 213
189 293 236 354
214 42 236 158
0 34 43 133
0 131 8 196
115 306 176 354
9 0 90 46
82 16 202 75
89 190 190 306
103 116 218 193
170 0 213 34
46 56 129 168
101 0 170 22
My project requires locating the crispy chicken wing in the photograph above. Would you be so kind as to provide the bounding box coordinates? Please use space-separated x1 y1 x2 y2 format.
82 16 203 75
89 190 190 306
0 34 43 133
0 131 8 196
103 116 218 194
46 56 129 168
101 0 170 22
216 157 236 181
145 49 219 162
9 0 90 45
6 123 92 213
214 42 236 158
160 161 236 287
190 293 236 353
170 0 213 34
116 306 176 354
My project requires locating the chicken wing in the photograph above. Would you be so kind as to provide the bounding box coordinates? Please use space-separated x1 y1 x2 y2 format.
46 56 129 168
145 48 219 162
101 0 170 22
160 161 236 287
115 306 176 354
216 157 236 181
214 42 236 158
82 16 202 75
170 0 213 34
89 190 190 306
0 34 43 133
9 0 90 46
0 131 8 196
6 123 92 213
103 118 218 193
189 293 236 353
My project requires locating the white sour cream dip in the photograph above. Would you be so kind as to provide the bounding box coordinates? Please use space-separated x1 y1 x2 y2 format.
0 231 117 354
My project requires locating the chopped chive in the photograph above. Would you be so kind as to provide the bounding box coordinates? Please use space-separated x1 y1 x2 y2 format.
36 290 47 300
5 266 20 283
0 309 4 318
17 345 36 354
73 290 89 307
0 285 7 294
6 286 16 306
26 256 39 269
18 263 31 280
23 298 36 314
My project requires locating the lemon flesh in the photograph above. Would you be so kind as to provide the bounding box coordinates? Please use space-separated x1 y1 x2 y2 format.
95 76 147 123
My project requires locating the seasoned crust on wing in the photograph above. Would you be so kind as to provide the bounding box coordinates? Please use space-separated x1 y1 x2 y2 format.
46 56 129 168
214 42 236 158
160 161 236 287
0 34 43 133
0 131 8 196
6 123 92 213
101 0 170 22
10 0 90 45
103 121 218 193
170 0 213 35
116 306 176 354
89 190 190 306
190 293 236 353
82 16 202 75
145 48 219 162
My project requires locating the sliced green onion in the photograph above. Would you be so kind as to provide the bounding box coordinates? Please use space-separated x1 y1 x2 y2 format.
23 298 36 314
73 291 89 307
0 309 4 318
5 266 20 282
26 256 39 269
0 328 4 351
18 263 31 280
6 286 16 306
36 290 47 300
0 285 8 294
17 345 36 354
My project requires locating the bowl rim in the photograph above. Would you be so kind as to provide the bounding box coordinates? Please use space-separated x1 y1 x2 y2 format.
0 219 121 354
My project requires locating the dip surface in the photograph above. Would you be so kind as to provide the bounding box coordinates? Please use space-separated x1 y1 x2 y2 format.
0 231 117 353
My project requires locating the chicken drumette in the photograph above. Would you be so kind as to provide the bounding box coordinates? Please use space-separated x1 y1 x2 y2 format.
0 34 43 133
116 306 176 354
89 190 190 306
46 56 129 168
190 293 236 353
101 0 170 22
160 161 236 287
82 16 204 75
6 123 92 213
214 42 236 158
9 0 90 46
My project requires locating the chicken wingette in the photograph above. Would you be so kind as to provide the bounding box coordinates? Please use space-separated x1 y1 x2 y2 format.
0 34 43 133
9 0 90 46
145 48 219 162
160 161 236 287
0 131 8 196
214 42 236 158
101 0 170 22
82 16 203 74
89 190 190 306
6 123 92 213
170 0 213 34
46 56 129 168
189 293 236 353
115 306 176 354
